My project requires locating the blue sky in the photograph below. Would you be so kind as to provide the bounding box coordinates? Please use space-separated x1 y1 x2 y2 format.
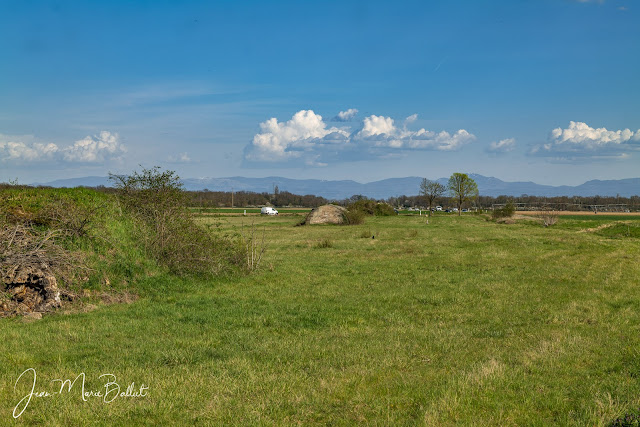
1 0 639 186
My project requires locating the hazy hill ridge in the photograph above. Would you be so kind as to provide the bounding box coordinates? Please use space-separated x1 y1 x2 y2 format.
37 174 640 199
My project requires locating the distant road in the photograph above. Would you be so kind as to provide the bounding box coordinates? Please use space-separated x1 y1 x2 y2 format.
518 211 640 216
191 207 311 215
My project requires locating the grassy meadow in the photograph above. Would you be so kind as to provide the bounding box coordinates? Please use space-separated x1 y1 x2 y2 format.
2 204 640 425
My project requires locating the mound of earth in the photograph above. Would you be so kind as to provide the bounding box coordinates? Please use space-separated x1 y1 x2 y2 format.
304 204 347 225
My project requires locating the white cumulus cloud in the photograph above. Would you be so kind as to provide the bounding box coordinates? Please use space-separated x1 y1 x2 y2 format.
487 138 516 153
0 131 125 164
532 121 640 159
244 110 476 165
246 110 350 162
333 108 359 122
402 129 476 151
358 115 396 138
331 108 358 122
551 121 637 146
0 138 59 162
404 114 418 125
63 131 126 162
355 114 475 151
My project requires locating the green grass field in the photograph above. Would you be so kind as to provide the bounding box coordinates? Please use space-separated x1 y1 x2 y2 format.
2 211 640 425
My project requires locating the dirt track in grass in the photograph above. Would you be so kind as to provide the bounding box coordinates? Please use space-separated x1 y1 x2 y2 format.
518 211 640 216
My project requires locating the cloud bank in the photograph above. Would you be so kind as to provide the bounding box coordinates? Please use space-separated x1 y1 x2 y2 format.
244 110 476 166
531 121 640 159
0 131 126 164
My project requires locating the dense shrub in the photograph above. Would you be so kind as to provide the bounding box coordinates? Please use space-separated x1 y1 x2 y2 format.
344 208 365 225
348 199 396 216
492 201 516 220
109 167 247 276
346 200 396 224
347 199 375 215
374 203 396 216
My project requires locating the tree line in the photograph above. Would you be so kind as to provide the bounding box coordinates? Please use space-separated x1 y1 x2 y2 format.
3 179 638 211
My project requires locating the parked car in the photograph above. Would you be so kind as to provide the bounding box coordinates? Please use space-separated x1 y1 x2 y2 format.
435 206 443 211
260 207 278 215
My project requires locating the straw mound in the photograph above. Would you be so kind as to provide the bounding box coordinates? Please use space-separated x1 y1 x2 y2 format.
304 205 347 225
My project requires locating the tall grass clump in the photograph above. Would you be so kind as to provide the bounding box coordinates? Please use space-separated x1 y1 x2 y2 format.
359 228 373 238
537 209 559 227
109 167 247 276
315 238 334 249
241 221 267 271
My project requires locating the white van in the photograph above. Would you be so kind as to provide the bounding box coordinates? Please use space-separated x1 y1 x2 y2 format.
261 207 278 215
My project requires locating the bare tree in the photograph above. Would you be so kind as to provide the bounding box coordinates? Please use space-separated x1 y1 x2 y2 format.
419 178 446 217
448 173 478 216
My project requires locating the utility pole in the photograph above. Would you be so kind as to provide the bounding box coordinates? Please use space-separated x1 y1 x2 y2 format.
231 187 234 208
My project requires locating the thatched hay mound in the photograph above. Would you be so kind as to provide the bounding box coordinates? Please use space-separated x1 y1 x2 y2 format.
304 205 347 225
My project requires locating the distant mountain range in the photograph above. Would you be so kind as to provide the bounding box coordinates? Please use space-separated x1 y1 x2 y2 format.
36 174 640 199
